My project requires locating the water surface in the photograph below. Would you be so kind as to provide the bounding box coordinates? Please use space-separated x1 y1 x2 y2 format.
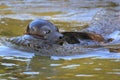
0 0 120 80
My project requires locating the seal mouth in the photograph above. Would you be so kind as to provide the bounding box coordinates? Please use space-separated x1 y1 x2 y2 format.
56 39 64 45
31 34 47 40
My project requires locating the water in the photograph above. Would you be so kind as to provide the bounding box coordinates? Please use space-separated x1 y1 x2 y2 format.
0 0 120 80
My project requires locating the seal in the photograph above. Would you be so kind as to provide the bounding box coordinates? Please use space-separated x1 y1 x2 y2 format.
4 19 104 48
1 19 100 56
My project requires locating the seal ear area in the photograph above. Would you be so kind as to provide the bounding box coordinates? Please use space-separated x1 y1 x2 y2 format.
25 24 37 34
25 23 39 34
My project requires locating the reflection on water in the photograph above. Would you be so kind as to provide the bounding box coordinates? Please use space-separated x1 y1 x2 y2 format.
0 0 120 80
0 56 120 80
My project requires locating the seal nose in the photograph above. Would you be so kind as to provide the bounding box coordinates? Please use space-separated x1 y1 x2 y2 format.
59 35 64 39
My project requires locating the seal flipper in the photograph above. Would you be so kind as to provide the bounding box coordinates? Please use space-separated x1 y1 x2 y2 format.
62 32 105 44
62 32 80 44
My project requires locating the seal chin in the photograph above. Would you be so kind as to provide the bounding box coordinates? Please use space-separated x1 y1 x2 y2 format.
58 41 64 45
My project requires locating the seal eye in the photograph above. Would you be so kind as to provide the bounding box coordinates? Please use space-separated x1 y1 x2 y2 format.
44 30 51 34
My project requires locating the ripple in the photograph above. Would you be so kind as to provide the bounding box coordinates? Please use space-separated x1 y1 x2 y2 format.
50 64 62 67
106 72 120 75
0 14 39 20
1 63 18 67
94 68 102 71
0 46 34 58
51 48 120 60
112 69 120 71
61 64 80 69
75 74 94 77
83 62 94 64
22 71 40 75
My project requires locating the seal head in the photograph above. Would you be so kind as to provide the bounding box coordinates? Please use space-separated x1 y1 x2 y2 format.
26 19 64 45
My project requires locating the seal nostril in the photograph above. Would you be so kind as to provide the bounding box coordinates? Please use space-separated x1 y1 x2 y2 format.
59 36 63 39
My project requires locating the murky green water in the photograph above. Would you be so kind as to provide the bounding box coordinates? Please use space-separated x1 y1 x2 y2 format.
0 0 120 80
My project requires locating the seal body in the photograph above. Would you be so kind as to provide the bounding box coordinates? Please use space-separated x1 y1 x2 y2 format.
1 19 100 56
2 35 93 56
